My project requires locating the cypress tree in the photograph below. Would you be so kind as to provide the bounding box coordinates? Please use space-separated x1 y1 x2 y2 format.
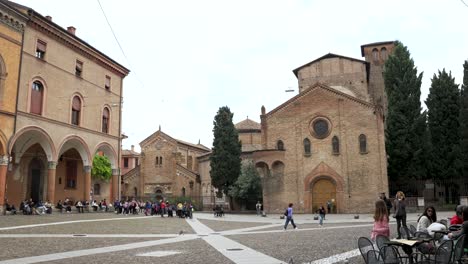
210 106 242 204
460 61 468 178
383 41 427 188
426 69 461 203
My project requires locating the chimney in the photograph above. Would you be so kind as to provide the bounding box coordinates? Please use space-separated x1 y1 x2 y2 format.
45 16 52 21
67 26 76 35
131 145 134 152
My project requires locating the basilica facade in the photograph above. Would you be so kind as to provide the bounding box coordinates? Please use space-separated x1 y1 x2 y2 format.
123 41 393 214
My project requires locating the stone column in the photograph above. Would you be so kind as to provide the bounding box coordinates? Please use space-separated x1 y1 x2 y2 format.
84 166 91 201
111 168 120 202
47 161 57 204
0 155 9 214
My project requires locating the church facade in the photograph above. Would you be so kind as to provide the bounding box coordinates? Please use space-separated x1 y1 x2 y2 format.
122 41 393 214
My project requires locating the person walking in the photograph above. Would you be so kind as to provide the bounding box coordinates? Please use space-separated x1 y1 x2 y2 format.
283 203 298 230
256 201 262 216
318 205 326 227
327 200 332 214
394 191 409 239
371 199 390 240
380 192 392 216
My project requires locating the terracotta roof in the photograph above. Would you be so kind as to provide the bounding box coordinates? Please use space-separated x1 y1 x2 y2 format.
235 118 261 131
360 41 396 56
292 53 367 77
122 149 140 156
140 129 210 152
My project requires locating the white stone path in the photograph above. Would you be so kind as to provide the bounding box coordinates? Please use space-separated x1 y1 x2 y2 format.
0 216 372 264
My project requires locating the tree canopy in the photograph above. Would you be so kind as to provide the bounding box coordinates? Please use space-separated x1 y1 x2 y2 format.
229 161 262 203
461 61 468 178
210 106 241 197
383 41 428 184
91 154 112 181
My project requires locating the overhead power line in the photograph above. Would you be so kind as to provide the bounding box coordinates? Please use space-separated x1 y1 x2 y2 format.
96 0 145 89
462 0 468 8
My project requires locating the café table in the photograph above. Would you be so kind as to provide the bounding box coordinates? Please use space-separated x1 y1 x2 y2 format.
384 238 432 264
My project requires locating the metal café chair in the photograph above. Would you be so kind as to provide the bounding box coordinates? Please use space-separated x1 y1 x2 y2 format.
376 235 391 251
359 237 376 264
453 234 466 264
411 239 454 264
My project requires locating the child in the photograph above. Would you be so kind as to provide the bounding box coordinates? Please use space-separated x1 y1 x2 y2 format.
318 205 326 227
371 199 390 240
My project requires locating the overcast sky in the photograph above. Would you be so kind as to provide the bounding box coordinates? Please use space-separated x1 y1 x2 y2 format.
14 0 468 151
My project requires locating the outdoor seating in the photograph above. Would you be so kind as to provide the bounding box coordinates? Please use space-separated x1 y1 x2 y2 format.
452 234 465 263
358 237 376 264
376 235 390 251
411 239 453 264
400 226 412 239
367 249 383 264
409 225 417 237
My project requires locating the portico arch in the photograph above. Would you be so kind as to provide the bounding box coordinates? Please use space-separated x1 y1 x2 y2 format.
8 126 56 163
93 142 117 169
0 130 7 155
57 135 91 166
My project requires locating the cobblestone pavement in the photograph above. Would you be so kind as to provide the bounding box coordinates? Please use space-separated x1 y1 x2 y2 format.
0 211 453 264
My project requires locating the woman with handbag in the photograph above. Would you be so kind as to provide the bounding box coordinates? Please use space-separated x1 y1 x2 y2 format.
283 203 298 230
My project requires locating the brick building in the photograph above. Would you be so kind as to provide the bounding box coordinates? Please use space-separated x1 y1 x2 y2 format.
0 0 129 212
123 42 393 214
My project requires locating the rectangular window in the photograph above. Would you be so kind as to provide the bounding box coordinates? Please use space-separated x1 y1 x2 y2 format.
36 40 46 59
75 60 83 77
105 75 111 90
66 160 77 189
124 157 129 168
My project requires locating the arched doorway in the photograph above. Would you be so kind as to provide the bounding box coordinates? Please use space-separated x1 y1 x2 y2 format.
311 178 336 213
29 158 44 203
155 189 163 201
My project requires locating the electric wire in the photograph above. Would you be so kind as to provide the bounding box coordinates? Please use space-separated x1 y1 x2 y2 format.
462 0 468 8
96 0 145 89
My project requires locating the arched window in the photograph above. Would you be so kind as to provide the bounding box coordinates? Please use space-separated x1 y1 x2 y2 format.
381 47 388 60
0 55 6 104
134 187 137 197
359 134 367 153
30 81 44 115
332 136 340 154
277 140 284 150
102 107 110 133
303 138 311 156
182 187 186 197
160 156 163 165
372 48 379 62
93 183 100 195
71 96 81 125
155 157 159 166
271 161 285 178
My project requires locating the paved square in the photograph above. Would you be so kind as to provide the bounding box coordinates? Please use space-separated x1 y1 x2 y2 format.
0 211 452 264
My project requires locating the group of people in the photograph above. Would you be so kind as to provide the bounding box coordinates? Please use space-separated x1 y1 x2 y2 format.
113 199 194 219
18 199 53 215
371 191 468 253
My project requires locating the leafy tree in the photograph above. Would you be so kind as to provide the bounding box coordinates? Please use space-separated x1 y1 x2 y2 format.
461 61 468 178
426 69 461 202
210 106 241 202
91 154 112 181
229 161 262 206
383 41 428 188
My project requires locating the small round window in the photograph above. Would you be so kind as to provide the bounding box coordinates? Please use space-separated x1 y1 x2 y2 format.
310 117 331 139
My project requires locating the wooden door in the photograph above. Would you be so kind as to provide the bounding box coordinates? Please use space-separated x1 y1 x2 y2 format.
312 179 336 213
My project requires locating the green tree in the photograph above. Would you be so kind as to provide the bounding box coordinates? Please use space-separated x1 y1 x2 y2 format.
91 154 112 181
383 41 428 188
210 106 241 203
426 69 461 203
461 61 468 178
229 161 262 207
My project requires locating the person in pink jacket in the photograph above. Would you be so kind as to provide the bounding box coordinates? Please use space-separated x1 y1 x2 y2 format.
371 199 390 240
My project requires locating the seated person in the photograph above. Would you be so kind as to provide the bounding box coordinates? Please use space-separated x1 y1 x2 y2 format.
75 200 84 213
35 201 47 215
449 206 468 250
417 206 437 232
56 200 63 213
44 200 52 214
91 200 98 211
450 205 464 226
5 199 17 215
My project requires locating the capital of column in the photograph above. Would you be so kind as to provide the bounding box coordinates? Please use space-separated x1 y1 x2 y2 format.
84 166 92 173
47 161 57 170
0 155 8 166
112 168 120 176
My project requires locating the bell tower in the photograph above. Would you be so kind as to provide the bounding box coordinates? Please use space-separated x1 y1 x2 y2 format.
361 41 396 120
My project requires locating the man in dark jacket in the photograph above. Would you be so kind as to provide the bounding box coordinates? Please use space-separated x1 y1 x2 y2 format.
380 193 392 215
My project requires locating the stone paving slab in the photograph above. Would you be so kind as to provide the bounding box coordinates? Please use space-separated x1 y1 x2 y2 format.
0 237 159 261
198 219 270 232
44 238 234 264
0 213 126 228
0 217 194 234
